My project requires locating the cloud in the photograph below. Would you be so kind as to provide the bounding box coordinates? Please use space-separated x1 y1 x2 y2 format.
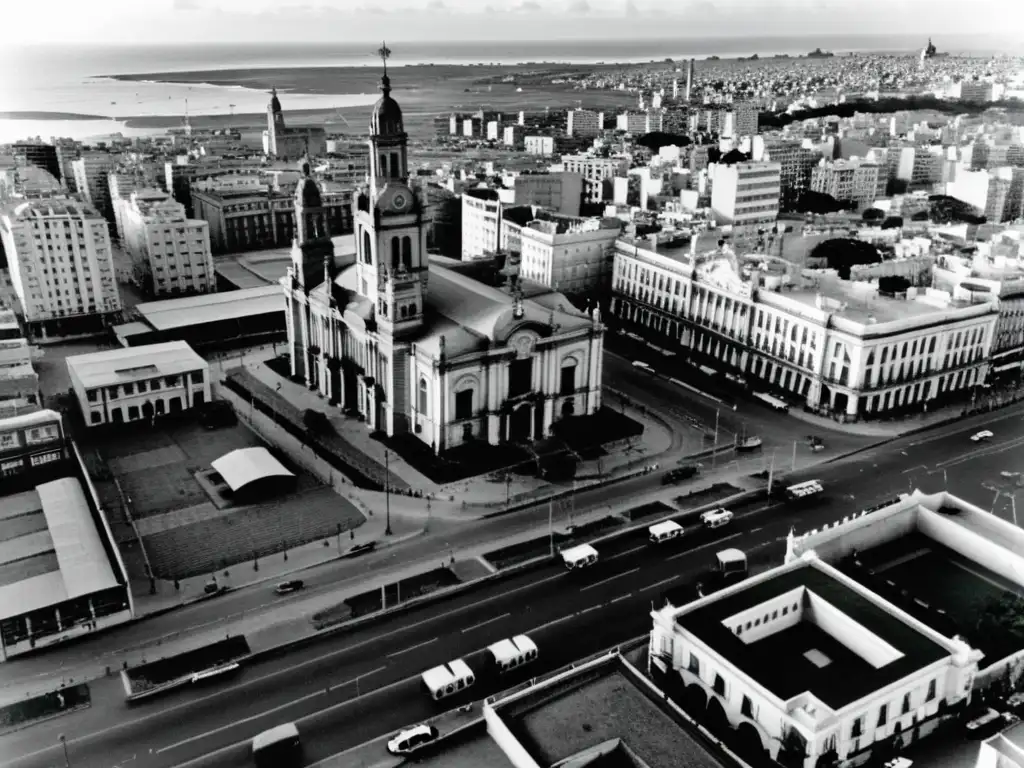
173 0 200 9
567 0 591 11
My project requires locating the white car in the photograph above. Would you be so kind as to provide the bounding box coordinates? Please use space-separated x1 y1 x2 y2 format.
971 430 994 442
387 724 440 755
700 508 734 528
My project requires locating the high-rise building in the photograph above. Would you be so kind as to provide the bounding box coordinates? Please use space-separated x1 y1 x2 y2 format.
711 161 782 230
686 59 695 102
514 213 622 293
462 189 504 260
0 198 121 338
119 189 215 297
810 158 885 210
71 153 116 222
566 109 604 138
562 154 631 204
513 173 584 217
761 139 820 211
12 142 61 184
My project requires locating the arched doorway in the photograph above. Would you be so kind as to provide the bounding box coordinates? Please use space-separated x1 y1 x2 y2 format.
681 684 707 717
705 696 730 738
734 722 767 764
509 405 532 442
561 398 575 418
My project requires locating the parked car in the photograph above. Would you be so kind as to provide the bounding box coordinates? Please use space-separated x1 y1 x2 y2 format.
347 542 377 557
387 724 439 755
662 465 699 485
700 508 734 528
274 580 304 595
971 430 994 442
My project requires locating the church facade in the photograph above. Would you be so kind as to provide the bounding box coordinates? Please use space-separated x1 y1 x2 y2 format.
281 70 605 454
264 87 328 160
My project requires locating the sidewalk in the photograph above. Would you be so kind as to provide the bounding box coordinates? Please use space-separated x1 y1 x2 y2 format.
0 461 766 706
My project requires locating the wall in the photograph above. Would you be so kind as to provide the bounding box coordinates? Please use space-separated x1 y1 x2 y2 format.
788 502 919 564
483 706 541 768
916 509 1024 589
805 591 904 668
726 587 804 644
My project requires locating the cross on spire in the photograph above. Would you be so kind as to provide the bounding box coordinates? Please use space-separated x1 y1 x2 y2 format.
378 42 392 76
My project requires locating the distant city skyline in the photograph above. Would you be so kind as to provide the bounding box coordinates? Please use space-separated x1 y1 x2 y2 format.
6 0 1018 45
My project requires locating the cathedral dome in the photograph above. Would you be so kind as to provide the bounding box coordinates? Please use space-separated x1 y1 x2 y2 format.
370 75 404 137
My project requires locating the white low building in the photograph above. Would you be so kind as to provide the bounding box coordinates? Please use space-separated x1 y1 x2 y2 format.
650 552 981 768
66 341 210 427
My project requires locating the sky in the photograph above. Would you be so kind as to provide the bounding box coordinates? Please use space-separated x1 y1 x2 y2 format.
8 0 1020 44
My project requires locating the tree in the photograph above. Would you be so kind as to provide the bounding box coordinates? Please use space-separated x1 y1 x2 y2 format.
303 408 333 436
911 209 930 221
878 275 911 294
862 207 885 222
975 594 1024 645
809 238 882 279
635 132 692 151
777 726 808 768
881 215 904 229
814 736 839 768
797 190 847 214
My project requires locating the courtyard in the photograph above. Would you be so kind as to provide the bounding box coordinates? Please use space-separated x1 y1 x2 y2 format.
81 414 365 580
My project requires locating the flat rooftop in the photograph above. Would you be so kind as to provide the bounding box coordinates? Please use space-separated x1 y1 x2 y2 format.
986 719 1024 764
503 661 725 768
66 340 205 388
676 562 949 709
785 278 971 324
0 477 119 620
135 286 282 331
406 727 515 768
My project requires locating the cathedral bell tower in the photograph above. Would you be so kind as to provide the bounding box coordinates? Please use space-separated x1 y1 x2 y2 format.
267 87 286 157
353 43 427 340
291 157 335 293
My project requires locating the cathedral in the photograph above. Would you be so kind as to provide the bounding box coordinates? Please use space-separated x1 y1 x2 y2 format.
264 87 327 160
281 68 605 454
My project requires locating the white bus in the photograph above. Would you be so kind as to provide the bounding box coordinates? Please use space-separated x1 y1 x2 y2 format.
752 392 790 413
421 659 475 701
487 635 538 673
632 360 653 372
561 543 599 570
785 480 824 500
252 723 301 768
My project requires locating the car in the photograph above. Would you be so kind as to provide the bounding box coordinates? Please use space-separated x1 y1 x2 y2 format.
274 580 304 595
346 541 377 556
700 508 734 528
387 724 440 755
971 430 994 442
662 465 699 485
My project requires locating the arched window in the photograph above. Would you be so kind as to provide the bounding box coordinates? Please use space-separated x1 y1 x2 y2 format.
390 237 400 270
391 153 401 179
362 230 372 265
400 305 407 319
560 361 577 396
379 154 388 178
418 378 428 414
408 303 417 316
402 236 412 270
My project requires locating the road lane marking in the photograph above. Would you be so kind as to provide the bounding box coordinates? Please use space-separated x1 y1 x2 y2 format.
532 615 573 632
386 637 437 658
609 593 633 604
668 531 742 559
609 545 645 559
644 575 681 591
9 570 567 760
580 568 639 591
153 666 386 755
461 613 511 634
579 605 602 615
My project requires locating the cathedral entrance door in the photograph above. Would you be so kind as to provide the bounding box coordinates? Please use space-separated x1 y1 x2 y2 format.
509 404 532 443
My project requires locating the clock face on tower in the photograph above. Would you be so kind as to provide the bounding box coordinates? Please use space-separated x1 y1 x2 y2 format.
392 192 409 212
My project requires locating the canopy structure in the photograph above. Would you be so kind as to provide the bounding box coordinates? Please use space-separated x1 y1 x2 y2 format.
211 447 295 496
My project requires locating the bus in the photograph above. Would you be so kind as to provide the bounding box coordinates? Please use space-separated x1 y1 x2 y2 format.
632 360 653 372
752 392 790 413
784 480 824 501
252 723 301 768
421 659 475 701
561 544 599 570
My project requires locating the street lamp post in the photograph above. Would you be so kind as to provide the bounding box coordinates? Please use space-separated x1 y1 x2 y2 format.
384 449 392 536
58 734 69 767
711 408 720 469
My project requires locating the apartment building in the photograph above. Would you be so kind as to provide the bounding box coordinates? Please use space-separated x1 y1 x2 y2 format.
191 182 352 254
961 81 996 104
461 189 503 260
516 213 622 294
610 241 998 420
895 146 945 192
947 168 1023 223
733 102 759 138
66 341 210 427
119 189 214 297
615 111 664 134
711 161 782 230
108 172 149 243
566 108 604 137
71 153 116 221
761 140 820 210
11 143 61 186
810 159 886 210
524 136 555 156
513 172 583 217
0 198 121 339
0 327 41 411
561 154 630 205
651 553 979 768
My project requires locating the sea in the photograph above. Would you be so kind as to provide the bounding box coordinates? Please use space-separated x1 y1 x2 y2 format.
0 35 1012 145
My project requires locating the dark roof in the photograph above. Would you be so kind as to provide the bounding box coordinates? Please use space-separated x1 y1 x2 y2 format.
676 563 948 709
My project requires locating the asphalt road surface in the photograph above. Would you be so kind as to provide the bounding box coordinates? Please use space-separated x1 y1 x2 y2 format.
0 348 863 696
7 402 1024 768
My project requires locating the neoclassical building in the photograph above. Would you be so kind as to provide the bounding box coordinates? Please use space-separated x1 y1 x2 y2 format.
264 87 327 161
281 69 605 454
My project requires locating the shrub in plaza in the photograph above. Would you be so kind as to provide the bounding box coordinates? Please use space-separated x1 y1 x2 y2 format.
0 684 90 728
